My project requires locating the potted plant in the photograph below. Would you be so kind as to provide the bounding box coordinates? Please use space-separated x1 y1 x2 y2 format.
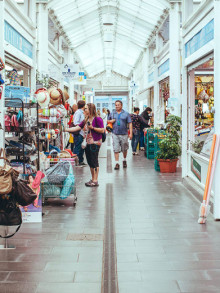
155 115 182 173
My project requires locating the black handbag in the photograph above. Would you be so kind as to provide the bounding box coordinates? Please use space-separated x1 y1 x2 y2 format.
0 194 22 238
12 179 37 206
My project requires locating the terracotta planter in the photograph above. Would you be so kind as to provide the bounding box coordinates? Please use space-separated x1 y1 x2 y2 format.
158 159 178 173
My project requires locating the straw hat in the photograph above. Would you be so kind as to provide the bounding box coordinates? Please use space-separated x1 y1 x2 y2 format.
50 89 62 105
35 88 50 109
59 150 71 158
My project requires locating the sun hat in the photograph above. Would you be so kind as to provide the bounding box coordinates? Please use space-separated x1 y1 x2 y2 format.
35 88 50 108
58 150 71 158
50 89 62 105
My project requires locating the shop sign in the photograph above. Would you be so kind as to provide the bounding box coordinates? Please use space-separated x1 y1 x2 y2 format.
74 72 87 85
148 72 154 83
185 19 214 58
62 64 79 79
158 59 170 77
4 21 33 59
191 157 201 182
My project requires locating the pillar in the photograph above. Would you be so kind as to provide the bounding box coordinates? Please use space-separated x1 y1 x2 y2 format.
169 2 181 117
214 0 220 219
36 3 49 75
0 0 5 150
153 39 159 126
182 0 193 23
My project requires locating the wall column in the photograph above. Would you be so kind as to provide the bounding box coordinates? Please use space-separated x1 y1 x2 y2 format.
0 0 5 150
169 2 181 117
153 39 159 127
36 3 49 75
182 0 193 23
214 0 220 219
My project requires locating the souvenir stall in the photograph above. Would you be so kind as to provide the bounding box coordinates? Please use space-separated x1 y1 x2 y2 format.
187 58 214 188
35 88 77 206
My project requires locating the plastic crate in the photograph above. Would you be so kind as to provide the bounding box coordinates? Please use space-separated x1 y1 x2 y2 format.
154 159 160 172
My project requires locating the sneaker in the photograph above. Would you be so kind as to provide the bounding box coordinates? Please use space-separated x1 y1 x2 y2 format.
79 162 87 167
140 147 145 151
114 163 120 170
132 152 136 155
85 181 99 187
123 161 127 168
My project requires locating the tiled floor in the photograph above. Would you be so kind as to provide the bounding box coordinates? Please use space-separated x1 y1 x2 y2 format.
1 139 220 293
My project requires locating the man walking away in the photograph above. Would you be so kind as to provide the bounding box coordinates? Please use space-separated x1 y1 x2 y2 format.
73 100 86 166
130 107 143 155
107 100 133 170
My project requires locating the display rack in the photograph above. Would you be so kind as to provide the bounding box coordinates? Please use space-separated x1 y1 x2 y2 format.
5 98 40 175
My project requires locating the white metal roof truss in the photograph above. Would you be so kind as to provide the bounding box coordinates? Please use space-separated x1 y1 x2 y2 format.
49 0 170 78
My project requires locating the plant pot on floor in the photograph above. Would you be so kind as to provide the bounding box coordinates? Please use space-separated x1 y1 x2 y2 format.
158 159 178 173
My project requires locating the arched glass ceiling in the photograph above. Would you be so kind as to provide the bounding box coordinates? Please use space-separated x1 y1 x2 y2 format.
48 0 170 78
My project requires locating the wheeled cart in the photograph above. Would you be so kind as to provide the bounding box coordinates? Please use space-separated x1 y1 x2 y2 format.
40 160 77 206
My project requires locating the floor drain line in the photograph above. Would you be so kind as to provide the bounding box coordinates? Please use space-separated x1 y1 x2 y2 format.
102 184 118 293
107 149 112 173
107 136 111 147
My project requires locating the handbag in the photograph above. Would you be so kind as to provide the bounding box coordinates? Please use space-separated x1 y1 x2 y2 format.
0 194 22 239
11 179 37 206
0 148 13 195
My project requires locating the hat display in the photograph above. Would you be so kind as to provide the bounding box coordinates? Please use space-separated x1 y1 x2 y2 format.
35 88 50 108
50 89 62 105
58 150 71 158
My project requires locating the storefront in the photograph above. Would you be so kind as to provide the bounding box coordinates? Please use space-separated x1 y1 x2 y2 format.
187 56 214 187
182 0 215 193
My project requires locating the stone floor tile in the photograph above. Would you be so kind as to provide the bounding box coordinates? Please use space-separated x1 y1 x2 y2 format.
74 272 102 283
118 271 142 282
177 280 220 292
36 283 101 293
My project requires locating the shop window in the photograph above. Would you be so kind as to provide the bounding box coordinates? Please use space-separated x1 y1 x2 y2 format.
189 59 214 157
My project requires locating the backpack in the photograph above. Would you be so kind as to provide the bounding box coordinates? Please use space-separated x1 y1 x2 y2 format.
5 114 11 132
11 114 20 132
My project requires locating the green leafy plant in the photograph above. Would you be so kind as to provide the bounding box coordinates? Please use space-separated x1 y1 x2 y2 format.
155 115 182 160
156 135 181 160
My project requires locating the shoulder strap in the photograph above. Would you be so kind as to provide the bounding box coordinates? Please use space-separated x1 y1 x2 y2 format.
0 225 21 239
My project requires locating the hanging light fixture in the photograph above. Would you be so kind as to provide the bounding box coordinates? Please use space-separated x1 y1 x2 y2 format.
103 14 114 26
104 32 113 42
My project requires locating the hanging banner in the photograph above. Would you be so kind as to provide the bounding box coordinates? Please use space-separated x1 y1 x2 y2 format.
62 64 79 80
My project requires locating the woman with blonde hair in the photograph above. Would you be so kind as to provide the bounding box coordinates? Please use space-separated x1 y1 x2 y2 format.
65 103 104 187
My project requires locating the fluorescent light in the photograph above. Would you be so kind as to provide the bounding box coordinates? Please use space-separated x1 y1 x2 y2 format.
103 14 114 26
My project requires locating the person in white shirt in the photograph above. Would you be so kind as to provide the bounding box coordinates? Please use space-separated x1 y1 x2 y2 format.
101 108 108 129
73 100 86 166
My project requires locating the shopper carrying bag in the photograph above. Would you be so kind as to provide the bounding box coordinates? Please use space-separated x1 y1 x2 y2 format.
65 103 104 187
